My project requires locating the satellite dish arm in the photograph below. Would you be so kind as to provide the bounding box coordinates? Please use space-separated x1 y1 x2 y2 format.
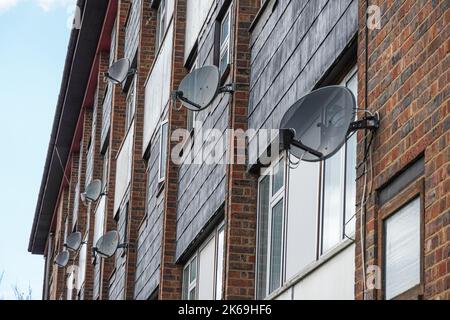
171 90 203 110
280 129 323 159
290 139 323 159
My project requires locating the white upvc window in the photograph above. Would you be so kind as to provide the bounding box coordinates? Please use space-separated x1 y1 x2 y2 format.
158 120 169 183
183 256 197 300
77 239 87 291
319 66 358 254
156 0 167 51
85 139 94 186
255 66 358 298
186 60 198 134
256 156 286 299
384 197 421 300
219 8 231 75
125 76 136 130
182 223 225 300
102 146 109 190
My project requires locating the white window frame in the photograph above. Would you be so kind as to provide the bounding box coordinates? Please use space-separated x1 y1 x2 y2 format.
186 59 198 134
182 222 226 300
156 0 167 51
158 120 169 183
102 146 109 190
319 66 358 255
183 255 198 300
85 139 93 186
255 66 359 297
125 76 136 130
256 155 286 299
219 8 231 75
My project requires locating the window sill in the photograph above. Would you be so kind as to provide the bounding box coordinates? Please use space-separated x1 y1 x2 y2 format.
265 238 355 300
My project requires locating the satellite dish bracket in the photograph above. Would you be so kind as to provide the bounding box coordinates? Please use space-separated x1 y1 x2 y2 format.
348 114 380 133
218 83 235 94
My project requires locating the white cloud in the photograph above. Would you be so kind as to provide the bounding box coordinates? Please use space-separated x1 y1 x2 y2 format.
0 0 75 13
0 0 19 13
35 0 75 12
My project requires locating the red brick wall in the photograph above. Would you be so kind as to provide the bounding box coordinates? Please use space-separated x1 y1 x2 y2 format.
158 0 187 300
223 0 260 300
355 0 449 300
123 0 157 300
101 0 128 299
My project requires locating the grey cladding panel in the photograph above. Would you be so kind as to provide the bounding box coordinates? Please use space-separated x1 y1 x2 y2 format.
133 106 169 299
248 0 358 165
175 6 230 260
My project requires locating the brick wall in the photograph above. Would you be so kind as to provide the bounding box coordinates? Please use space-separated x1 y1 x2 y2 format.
102 0 129 299
158 0 187 300
355 0 449 300
224 0 260 300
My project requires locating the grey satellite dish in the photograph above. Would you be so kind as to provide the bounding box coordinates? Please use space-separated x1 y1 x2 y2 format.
94 231 123 259
81 179 104 203
54 251 70 268
105 58 134 84
173 65 220 111
280 86 356 162
65 232 82 252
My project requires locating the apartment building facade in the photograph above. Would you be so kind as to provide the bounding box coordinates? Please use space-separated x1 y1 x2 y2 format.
28 0 449 301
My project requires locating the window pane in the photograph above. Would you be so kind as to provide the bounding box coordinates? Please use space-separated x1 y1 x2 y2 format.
182 267 189 299
219 47 229 75
344 135 357 236
256 176 270 299
286 158 320 279
269 199 283 294
189 287 196 300
322 147 344 253
198 237 215 300
385 198 420 299
159 122 168 181
272 158 284 196
220 12 229 45
190 257 197 283
215 227 225 300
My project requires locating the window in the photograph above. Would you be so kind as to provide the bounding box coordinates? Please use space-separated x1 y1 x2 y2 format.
384 198 421 299
183 256 197 300
320 67 358 254
156 0 167 51
217 7 231 76
77 239 87 290
86 139 93 186
182 223 225 300
158 121 169 183
73 182 80 228
256 156 285 299
186 60 198 134
66 268 74 300
379 173 424 300
255 66 358 297
102 146 109 190
125 76 136 129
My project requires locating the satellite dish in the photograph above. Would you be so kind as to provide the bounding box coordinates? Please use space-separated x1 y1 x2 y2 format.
174 65 220 111
54 251 70 268
94 231 120 259
65 232 82 252
280 86 356 162
81 179 103 203
105 58 134 84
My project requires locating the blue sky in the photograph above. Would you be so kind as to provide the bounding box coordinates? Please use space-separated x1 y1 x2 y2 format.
0 0 76 299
